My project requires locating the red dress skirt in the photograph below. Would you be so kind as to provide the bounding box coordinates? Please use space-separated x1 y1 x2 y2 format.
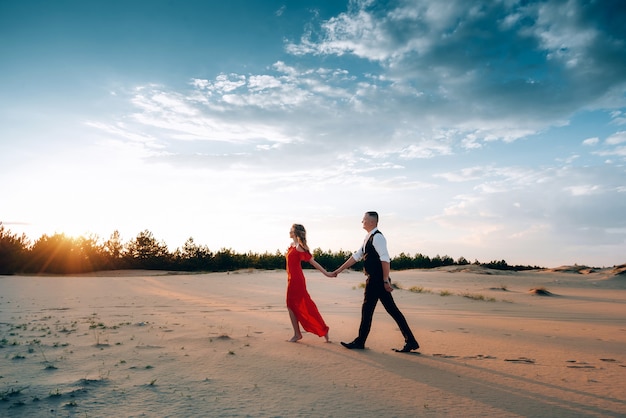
286 246 329 337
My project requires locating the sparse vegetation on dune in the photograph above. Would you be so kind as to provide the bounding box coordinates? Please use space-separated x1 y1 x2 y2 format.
408 285 432 294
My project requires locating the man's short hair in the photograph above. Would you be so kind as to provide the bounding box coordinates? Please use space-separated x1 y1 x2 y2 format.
366 211 379 222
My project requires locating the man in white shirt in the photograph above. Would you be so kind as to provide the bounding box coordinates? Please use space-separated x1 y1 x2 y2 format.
333 211 419 352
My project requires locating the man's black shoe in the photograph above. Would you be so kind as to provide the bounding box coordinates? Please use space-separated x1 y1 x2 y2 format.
341 341 365 350
394 341 419 353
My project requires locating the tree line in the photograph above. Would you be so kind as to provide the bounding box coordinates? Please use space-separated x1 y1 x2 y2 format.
0 223 541 275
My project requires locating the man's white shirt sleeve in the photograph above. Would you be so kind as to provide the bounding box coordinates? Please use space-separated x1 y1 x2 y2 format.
373 233 390 263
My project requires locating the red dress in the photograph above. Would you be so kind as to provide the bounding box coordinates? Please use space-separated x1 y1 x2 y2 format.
286 245 329 337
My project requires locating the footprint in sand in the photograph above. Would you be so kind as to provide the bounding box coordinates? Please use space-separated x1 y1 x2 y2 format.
599 358 626 368
504 357 535 364
432 353 459 358
464 354 497 360
565 360 596 369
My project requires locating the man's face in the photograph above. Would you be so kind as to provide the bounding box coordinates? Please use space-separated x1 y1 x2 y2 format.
361 214 375 232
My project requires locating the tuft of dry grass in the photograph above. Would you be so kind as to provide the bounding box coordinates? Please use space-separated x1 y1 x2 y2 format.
529 287 554 296
460 293 496 302
408 286 432 294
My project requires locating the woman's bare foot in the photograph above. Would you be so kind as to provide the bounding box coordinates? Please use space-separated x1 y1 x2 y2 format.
288 334 303 342
324 331 330 343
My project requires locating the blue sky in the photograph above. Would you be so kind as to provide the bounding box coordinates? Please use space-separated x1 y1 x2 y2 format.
1 0 625 267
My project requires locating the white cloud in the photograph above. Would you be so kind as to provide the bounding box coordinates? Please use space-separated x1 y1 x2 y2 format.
399 141 452 159
610 110 626 125
212 74 247 93
248 75 283 91
606 131 626 145
582 137 599 146
435 166 489 183
84 121 165 155
566 184 601 196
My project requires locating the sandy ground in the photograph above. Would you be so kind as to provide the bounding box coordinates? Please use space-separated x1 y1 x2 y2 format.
1 266 625 417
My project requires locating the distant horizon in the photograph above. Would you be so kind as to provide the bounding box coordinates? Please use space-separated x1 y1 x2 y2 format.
3 223 623 270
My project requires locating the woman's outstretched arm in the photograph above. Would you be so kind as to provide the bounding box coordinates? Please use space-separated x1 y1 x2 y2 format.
309 258 334 277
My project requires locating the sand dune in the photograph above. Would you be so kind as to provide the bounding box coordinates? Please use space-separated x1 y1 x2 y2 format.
1 267 624 417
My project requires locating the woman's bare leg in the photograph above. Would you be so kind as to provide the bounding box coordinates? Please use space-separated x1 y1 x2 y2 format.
287 308 303 342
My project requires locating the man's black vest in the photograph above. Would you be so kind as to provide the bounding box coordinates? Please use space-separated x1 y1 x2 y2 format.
363 230 383 278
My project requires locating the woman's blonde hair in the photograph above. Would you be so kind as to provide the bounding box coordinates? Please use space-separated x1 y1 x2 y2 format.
292 223 310 253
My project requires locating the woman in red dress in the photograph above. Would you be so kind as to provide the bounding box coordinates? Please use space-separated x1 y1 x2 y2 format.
286 224 333 343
